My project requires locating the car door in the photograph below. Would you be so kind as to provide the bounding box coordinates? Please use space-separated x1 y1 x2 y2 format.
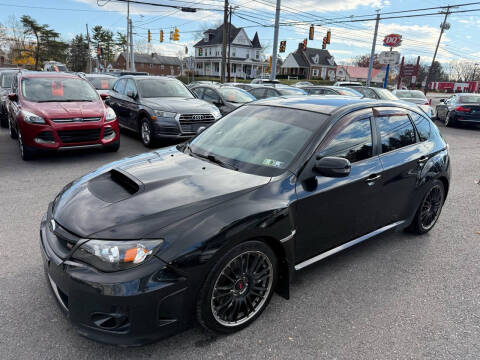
294 108 384 262
123 79 140 130
108 79 127 126
373 107 427 227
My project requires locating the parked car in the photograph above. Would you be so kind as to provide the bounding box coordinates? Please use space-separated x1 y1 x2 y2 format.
40 96 449 346
107 76 221 147
85 74 117 97
191 85 256 116
435 93 480 127
250 78 280 85
187 80 220 89
348 86 400 101
7 72 119 160
248 85 307 99
302 86 363 97
293 81 313 87
392 89 435 118
0 69 19 128
333 81 362 87
43 61 68 72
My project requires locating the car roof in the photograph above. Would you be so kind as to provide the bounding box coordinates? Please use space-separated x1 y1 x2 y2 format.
85 73 116 78
20 72 81 79
118 75 176 81
250 95 420 115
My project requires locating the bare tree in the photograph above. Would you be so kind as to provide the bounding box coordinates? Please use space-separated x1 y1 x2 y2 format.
449 60 476 82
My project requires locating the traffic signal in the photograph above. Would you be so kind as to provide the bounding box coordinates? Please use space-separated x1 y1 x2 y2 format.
322 36 327 49
309 25 314 40
160 30 164 42
279 40 286 53
326 30 331 44
303 38 308 49
173 27 180 41
148 29 151 43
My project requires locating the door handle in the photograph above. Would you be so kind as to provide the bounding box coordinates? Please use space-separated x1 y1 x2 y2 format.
365 174 381 183
417 156 428 164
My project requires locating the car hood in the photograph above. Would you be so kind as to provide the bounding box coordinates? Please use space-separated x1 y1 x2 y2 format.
52 147 270 239
24 100 105 119
141 97 217 114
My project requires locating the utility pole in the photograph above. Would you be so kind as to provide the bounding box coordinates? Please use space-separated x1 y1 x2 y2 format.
126 0 130 70
227 5 232 82
424 6 450 94
221 0 228 83
367 11 380 87
270 0 281 80
86 24 92 73
129 18 135 71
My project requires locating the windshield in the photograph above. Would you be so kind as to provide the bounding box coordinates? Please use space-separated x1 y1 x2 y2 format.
375 88 399 100
1 72 15 88
138 79 193 98
218 87 255 103
87 77 116 90
459 95 480 103
189 105 327 176
395 90 426 99
21 77 99 102
336 88 362 97
278 88 306 95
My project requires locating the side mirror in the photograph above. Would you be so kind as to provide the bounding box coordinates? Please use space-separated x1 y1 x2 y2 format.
196 126 207 135
439 99 445 103
100 93 109 100
313 156 351 177
8 93 17 102
126 90 136 99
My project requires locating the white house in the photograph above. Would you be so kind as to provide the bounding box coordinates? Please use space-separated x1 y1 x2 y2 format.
193 24 267 79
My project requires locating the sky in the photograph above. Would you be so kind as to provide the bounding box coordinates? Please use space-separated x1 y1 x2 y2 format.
2 0 480 66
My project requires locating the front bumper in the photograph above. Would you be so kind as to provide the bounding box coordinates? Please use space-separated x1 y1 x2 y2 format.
40 215 190 346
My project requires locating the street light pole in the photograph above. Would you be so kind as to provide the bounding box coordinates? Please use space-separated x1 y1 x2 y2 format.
424 6 450 94
367 12 380 87
126 0 130 70
270 0 281 81
221 0 228 83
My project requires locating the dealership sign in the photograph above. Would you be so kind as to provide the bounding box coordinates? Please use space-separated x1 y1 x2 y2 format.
383 34 402 47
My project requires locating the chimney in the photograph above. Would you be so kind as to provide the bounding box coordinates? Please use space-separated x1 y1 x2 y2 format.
151 53 157 58
297 42 304 53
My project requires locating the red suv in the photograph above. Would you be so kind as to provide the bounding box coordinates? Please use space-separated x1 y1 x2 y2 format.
7 72 120 160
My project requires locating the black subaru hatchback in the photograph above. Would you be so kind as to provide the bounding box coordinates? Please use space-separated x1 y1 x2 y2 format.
40 96 450 345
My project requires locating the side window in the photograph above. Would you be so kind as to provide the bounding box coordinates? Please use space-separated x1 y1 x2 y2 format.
320 117 373 163
250 89 265 99
323 89 336 95
192 87 204 98
410 112 431 141
203 88 220 102
124 79 137 97
113 79 126 94
266 89 278 98
11 76 18 94
375 114 416 153
309 89 323 95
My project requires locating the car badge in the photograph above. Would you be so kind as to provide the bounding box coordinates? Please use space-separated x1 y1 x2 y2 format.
73 117 83 122
193 115 204 120
50 219 56 231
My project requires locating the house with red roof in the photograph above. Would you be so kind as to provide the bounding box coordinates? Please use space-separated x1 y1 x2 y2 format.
336 65 386 84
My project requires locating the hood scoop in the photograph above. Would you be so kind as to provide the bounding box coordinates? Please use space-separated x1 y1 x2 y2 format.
88 169 143 203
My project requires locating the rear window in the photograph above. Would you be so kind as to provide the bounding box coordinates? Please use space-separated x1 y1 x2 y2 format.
396 90 426 99
87 77 116 90
459 95 480 103
1 72 15 88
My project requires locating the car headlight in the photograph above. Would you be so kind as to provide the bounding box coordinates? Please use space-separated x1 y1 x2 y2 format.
105 106 116 122
22 110 45 124
211 108 221 120
154 110 177 118
72 239 164 272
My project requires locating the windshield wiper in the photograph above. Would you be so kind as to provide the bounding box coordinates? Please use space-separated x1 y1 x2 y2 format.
37 99 93 103
186 144 238 171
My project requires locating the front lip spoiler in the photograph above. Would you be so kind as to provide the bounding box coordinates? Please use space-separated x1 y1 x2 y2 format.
57 144 104 151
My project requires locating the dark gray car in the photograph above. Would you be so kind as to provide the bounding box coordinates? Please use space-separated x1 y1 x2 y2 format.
191 85 255 116
0 69 19 128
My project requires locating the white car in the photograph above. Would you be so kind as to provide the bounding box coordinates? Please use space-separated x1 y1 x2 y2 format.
333 81 362 87
250 78 280 85
392 89 435 118
294 81 313 87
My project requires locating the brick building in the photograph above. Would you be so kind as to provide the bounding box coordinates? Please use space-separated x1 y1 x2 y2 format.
115 52 181 76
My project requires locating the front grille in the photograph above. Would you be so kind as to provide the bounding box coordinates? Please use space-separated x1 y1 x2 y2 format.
36 131 55 141
178 113 215 134
58 129 101 143
52 117 102 123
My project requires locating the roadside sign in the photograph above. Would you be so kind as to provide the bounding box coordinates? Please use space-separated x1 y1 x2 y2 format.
378 51 400 66
383 34 402 47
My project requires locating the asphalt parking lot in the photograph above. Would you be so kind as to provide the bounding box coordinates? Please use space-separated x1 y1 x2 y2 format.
1 122 479 360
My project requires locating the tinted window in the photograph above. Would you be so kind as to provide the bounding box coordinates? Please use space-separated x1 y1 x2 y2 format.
124 79 137 97
376 115 416 153
192 87 204 98
321 117 373 163
218 87 255 103
353 87 378 99
1 72 15 88
203 88 220 102
113 79 126 94
307 88 324 95
459 95 480 103
410 112 431 141
86 77 116 90
278 88 306 95
266 89 278 98
250 88 265 99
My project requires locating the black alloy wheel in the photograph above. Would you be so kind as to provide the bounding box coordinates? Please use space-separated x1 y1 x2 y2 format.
409 180 445 234
197 241 277 333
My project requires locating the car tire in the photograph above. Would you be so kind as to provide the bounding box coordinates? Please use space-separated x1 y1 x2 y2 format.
444 112 455 127
0 112 7 128
104 139 120 152
408 179 445 234
139 118 156 148
196 240 277 334
17 131 34 161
